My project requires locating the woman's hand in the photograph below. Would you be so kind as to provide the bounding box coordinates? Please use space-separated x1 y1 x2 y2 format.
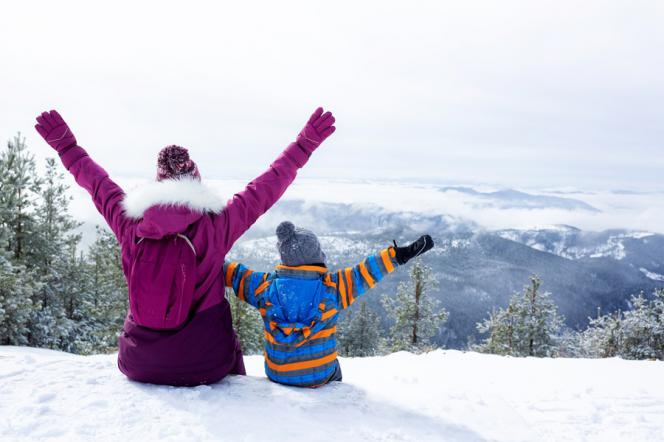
35 110 77 153
296 107 336 153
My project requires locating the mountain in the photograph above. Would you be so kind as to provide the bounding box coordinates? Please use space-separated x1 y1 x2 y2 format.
438 186 601 211
2 346 663 442
228 200 664 348
68 181 664 347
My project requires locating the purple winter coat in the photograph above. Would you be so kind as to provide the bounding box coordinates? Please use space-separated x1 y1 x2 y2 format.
58 140 312 386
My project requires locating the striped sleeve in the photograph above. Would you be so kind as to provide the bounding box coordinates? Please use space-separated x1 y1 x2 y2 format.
223 261 270 308
330 247 399 309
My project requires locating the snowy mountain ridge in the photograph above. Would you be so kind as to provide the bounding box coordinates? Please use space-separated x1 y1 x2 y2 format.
438 186 601 212
226 199 664 348
495 228 657 261
65 179 664 347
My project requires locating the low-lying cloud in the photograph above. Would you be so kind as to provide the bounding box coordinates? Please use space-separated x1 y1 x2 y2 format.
68 177 664 237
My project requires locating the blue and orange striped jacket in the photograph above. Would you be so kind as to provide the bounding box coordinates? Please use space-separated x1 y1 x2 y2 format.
223 246 400 387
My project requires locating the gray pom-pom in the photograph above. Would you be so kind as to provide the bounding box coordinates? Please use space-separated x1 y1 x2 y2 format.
276 221 296 241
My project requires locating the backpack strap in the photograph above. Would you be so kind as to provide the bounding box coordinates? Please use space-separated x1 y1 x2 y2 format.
135 234 196 256
176 233 197 256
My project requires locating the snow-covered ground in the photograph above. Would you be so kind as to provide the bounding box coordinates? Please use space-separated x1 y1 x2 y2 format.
1 347 663 442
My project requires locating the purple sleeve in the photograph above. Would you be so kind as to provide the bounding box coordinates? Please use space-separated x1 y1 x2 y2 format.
58 145 132 242
215 141 311 252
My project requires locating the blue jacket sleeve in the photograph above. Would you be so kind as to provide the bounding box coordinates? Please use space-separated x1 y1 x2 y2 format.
223 261 272 309
329 246 400 309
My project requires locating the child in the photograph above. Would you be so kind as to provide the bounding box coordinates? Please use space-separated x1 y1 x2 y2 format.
224 221 434 388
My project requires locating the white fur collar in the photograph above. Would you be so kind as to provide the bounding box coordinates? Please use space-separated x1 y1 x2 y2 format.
121 177 225 219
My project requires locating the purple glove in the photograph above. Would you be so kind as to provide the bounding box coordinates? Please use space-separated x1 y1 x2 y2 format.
34 110 77 153
296 107 336 153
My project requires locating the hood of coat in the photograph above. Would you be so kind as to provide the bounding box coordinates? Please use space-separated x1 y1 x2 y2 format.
121 177 225 239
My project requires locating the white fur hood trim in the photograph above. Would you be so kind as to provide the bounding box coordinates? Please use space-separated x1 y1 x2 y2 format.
122 177 225 219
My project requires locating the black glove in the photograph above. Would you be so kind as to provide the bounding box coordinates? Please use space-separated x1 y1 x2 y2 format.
393 235 434 265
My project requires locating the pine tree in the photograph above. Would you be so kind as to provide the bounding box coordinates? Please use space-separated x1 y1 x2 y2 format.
0 133 42 262
0 134 42 345
1 135 130 354
578 290 664 360
578 308 623 358
79 227 127 353
59 243 95 353
475 276 563 357
474 306 515 356
27 158 82 349
554 327 583 358
382 259 447 353
32 158 80 268
227 288 264 354
337 301 383 357
0 256 35 345
620 291 664 360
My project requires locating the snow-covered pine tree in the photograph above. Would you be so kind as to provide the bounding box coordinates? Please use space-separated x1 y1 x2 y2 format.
226 288 263 354
578 307 623 358
382 259 448 353
579 290 664 360
77 227 127 353
554 327 584 358
475 276 563 357
0 256 35 345
0 134 42 345
336 309 352 356
0 133 42 262
1 136 129 353
648 289 664 358
619 290 664 360
474 305 515 356
25 157 87 349
32 158 80 268
337 301 383 357
55 243 89 353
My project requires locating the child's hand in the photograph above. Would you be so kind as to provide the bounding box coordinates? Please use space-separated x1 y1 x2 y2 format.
296 107 336 153
394 235 434 264
35 110 77 153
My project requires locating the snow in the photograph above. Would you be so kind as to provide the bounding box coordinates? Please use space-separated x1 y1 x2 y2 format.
627 232 655 240
2 347 664 442
639 268 664 282
588 236 627 260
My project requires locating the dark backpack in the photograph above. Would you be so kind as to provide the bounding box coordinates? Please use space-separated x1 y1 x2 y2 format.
128 234 197 330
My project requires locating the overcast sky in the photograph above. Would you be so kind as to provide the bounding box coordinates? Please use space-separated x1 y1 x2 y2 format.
1 0 662 190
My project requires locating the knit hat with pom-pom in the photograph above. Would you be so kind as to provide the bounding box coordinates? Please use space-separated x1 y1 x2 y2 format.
276 221 326 266
156 145 201 181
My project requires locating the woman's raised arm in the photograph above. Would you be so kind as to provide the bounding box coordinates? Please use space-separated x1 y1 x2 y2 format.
215 107 336 251
35 110 133 243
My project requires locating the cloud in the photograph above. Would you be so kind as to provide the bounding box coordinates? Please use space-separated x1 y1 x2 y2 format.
67 177 664 235
1 1 663 190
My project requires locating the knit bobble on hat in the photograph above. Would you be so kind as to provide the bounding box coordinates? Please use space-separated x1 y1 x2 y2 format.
276 221 296 242
156 145 201 181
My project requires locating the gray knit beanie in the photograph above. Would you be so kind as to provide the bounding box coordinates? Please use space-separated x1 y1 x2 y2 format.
276 221 326 266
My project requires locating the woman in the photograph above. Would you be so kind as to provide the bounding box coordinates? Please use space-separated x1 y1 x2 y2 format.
34 107 336 386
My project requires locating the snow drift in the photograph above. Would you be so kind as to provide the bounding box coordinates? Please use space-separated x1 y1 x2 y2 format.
1 347 663 441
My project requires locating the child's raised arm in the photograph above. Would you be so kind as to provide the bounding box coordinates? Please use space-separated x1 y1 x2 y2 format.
329 235 434 309
223 261 273 309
